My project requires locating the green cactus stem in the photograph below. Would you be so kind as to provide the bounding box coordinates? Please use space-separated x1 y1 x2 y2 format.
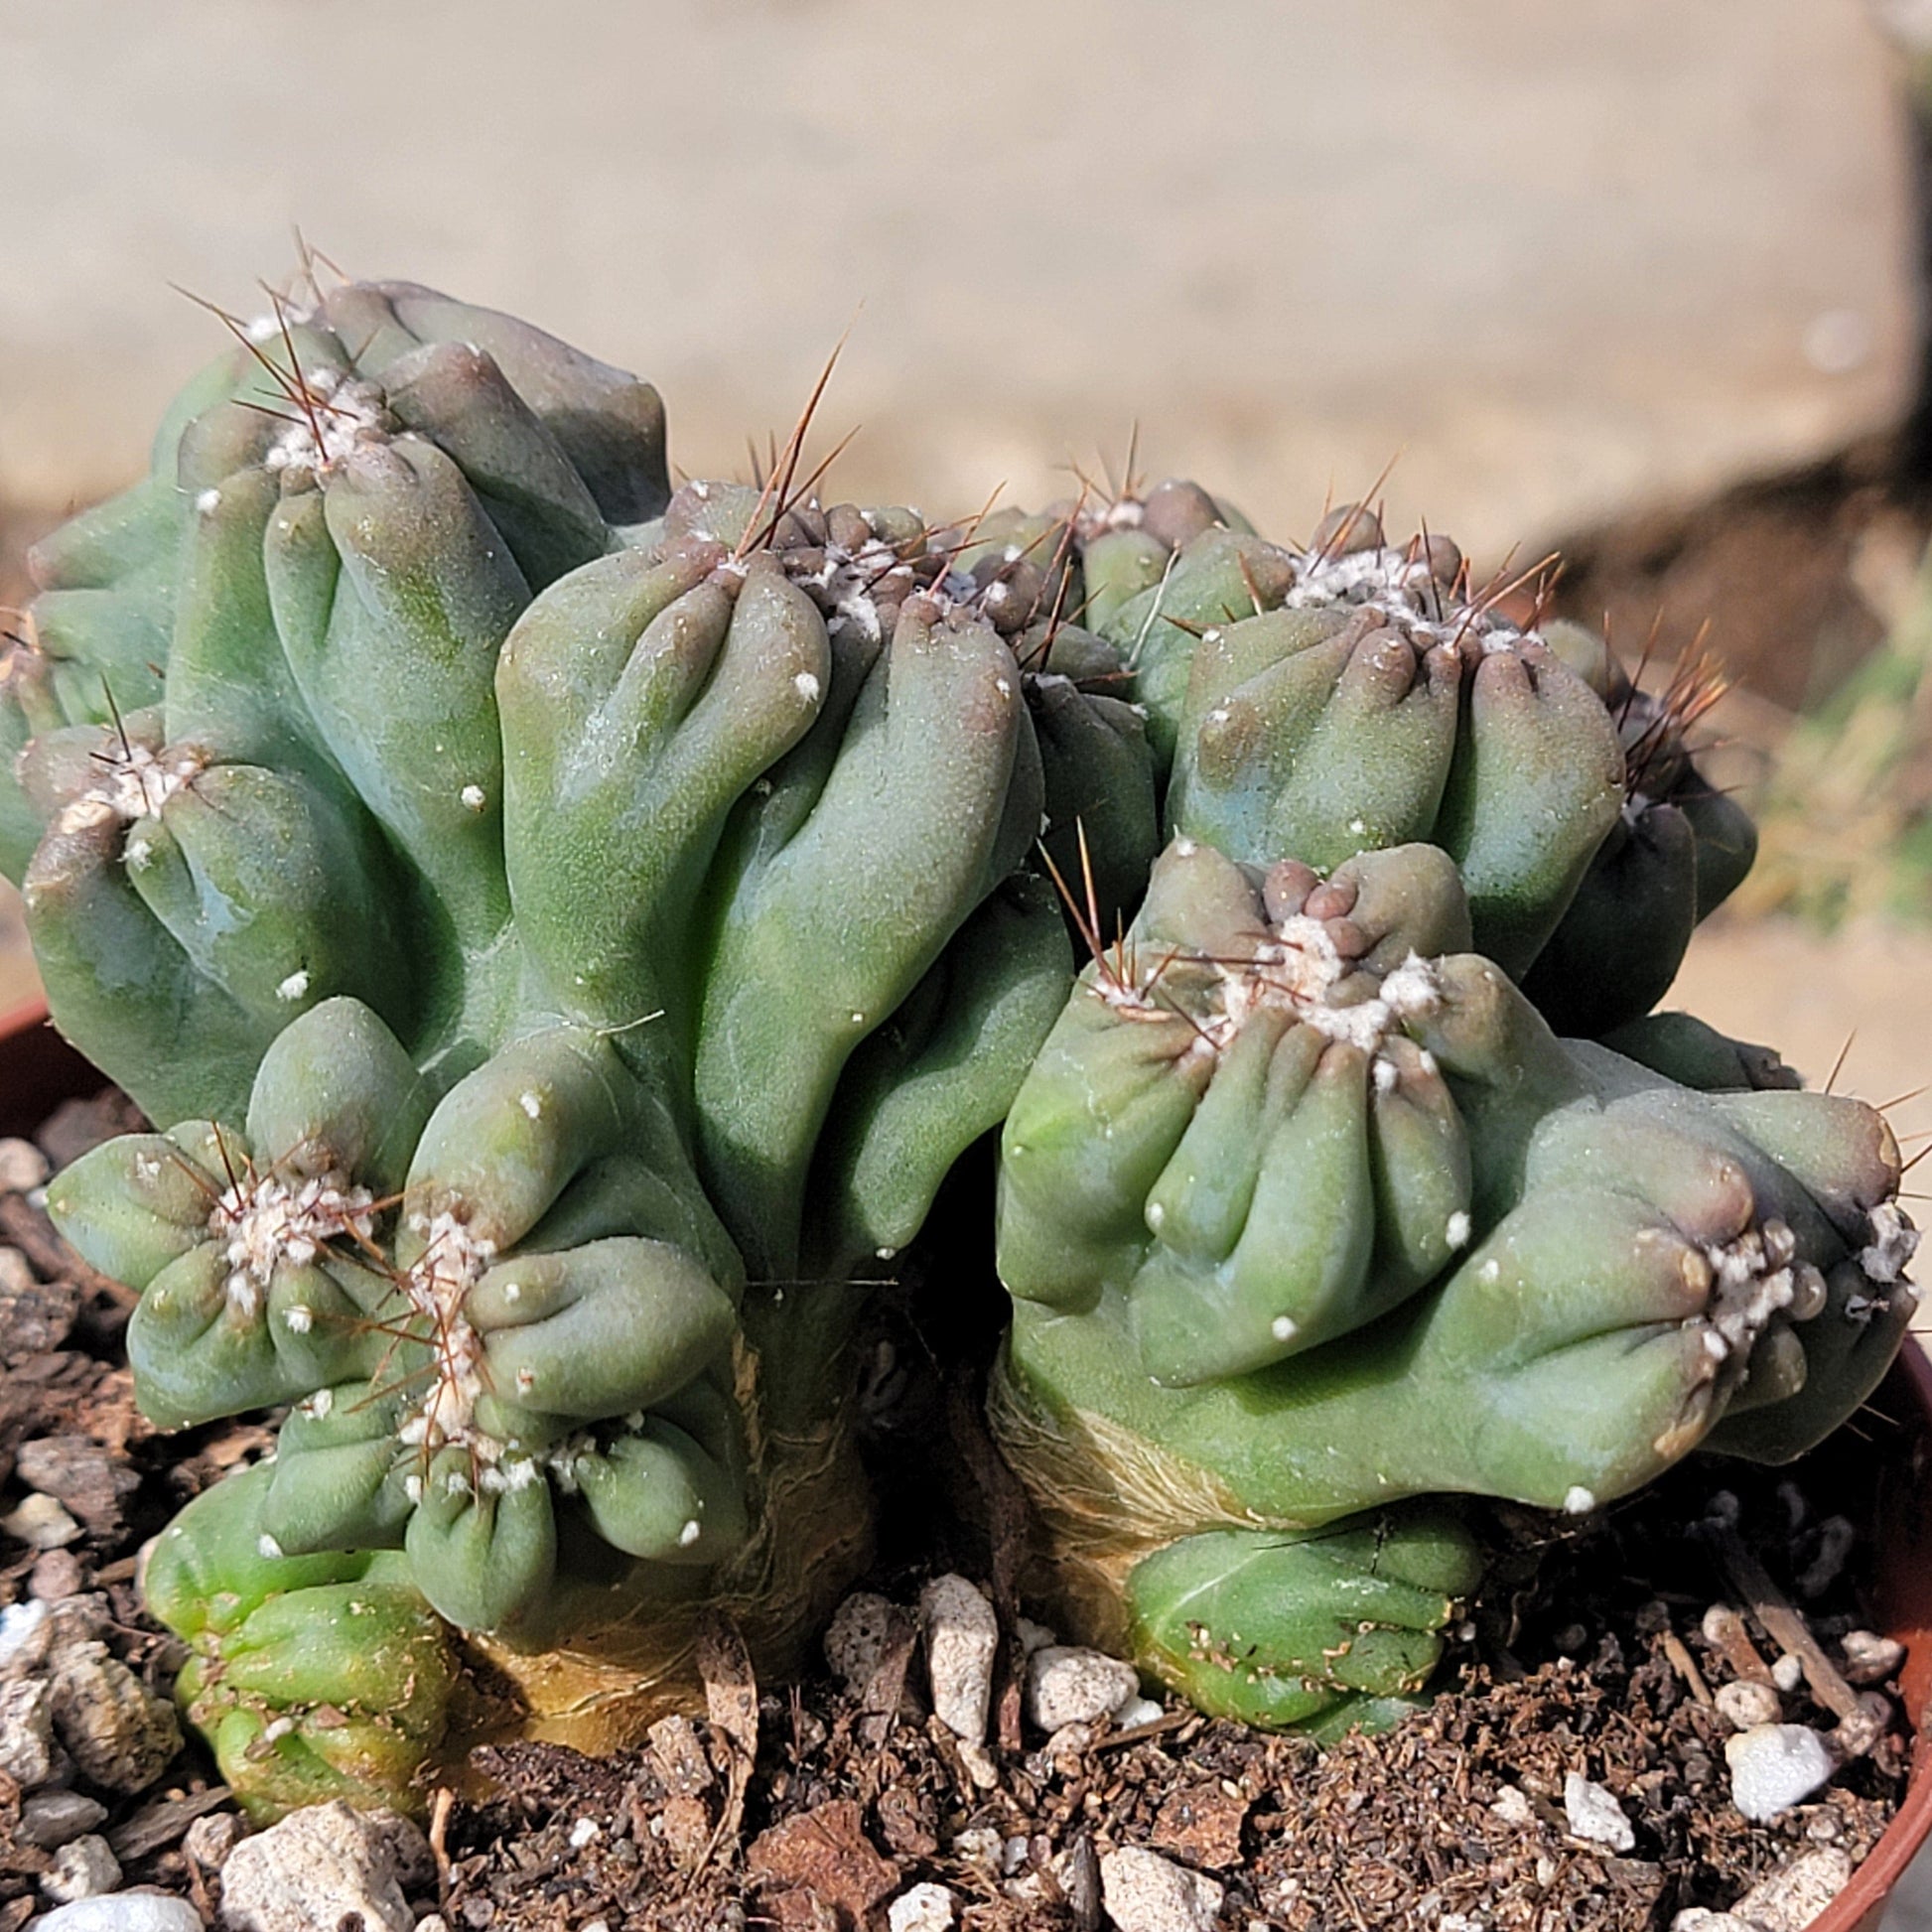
144 1464 460 1821
1161 507 1624 975
1523 637 1757 1035
991 825 1914 1725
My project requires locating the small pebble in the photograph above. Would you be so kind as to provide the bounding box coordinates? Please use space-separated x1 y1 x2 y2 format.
1027 1647 1139 1732
182 1814 246 1869
4 1495 82 1552
1113 1695 1166 1729
1670 1913 1753 1931
30 1550 86 1601
48 1643 182 1792
888 1885 956 1932
1829 1689 1892 1759
824 1592 899 1693
1725 1723 1837 1821
1099 1847 1225 1932
32 1897 206 1932
1770 1653 1804 1694
219 1802 415 1932
0 1139 51 1192
0 1676 60 1787
41 1836 121 1904
1839 1629 1905 1686
1713 1679 1781 1730
919 1576 999 1748
1489 1786 1535 1827
1040 1723 1095 1763
1731 1846 1854 1929
1563 1771 1635 1852
19 1790 109 1851
1016 1617 1057 1655
951 1827 1003 1877
0 1598 53 1674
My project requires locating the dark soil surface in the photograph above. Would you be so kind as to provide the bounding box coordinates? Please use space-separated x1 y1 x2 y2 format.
0 1080 1915 1932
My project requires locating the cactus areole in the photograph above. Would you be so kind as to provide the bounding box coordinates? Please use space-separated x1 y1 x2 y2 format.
3 280 1913 1814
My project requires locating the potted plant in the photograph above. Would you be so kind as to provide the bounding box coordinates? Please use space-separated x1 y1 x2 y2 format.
0 278 1923 1926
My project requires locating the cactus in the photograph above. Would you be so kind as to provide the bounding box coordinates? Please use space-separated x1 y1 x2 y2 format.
13 279 1909 1783
2 279 675 1118
18 284 1104 1812
990 830 1916 1727
1521 638 1756 1034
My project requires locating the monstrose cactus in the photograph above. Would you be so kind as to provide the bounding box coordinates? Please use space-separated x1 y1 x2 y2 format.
3 281 1913 1804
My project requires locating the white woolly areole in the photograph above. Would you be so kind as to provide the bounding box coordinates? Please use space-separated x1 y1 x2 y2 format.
1286 544 1530 656
58 744 206 836
208 1170 376 1318
244 308 313 345
261 367 388 477
1861 1201 1919 1285
1071 494 1146 538
1094 886 1445 1098
1690 1217 1821 1367
395 1208 499 1453
797 538 911 644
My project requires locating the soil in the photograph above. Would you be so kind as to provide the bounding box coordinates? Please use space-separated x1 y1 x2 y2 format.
0 1086 1916 1932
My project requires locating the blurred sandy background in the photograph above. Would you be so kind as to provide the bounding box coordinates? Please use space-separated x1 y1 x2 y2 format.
1 0 1927 1142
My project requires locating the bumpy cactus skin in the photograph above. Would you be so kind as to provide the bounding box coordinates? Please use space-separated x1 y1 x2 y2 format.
1000 839 1477 1383
3 281 673 1123
143 1464 459 1820
24 287 1094 1812
992 824 1916 1720
1522 627 1757 1034
1158 511 1624 977
1125 1507 1482 1731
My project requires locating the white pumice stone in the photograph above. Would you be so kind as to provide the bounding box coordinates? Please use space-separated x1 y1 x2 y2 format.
31 1896 207 1932
824 1591 900 1694
1839 1629 1904 1685
218 1802 416 1932
40 1836 121 1904
888 1883 957 1932
1713 1679 1782 1730
1728 1847 1854 1930
1099 1846 1225 1932
1725 1724 1837 1822
1563 1772 1635 1851
919 1576 999 1747
1026 1646 1140 1732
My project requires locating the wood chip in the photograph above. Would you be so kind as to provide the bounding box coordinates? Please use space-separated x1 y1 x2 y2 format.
1710 1523 1861 1724
105 1784 234 1860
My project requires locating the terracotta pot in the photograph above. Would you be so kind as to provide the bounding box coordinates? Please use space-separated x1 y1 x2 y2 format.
1 995 1929 1924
